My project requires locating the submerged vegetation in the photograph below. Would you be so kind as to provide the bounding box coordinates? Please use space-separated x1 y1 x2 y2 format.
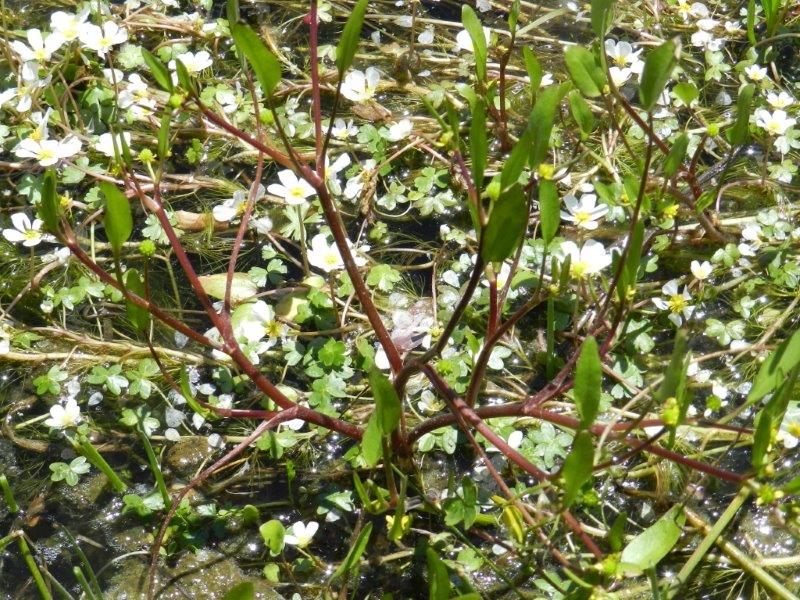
0 0 799 597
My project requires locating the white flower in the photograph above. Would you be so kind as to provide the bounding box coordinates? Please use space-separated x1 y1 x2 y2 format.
170 50 213 74
79 21 128 57
744 64 768 82
50 9 90 41
331 118 357 139
778 404 800 449
609 66 633 87
559 240 612 279
15 135 81 166
267 170 316 206
560 193 608 230
455 26 490 53
487 430 523 453
213 185 265 222
767 91 794 109
2 213 53 247
418 26 434 44
385 119 413 142
94 131 131 157
44 399 81 429
307 233 367 273
540 72 554 87
118 74 157 117
652 279 693 326
690 260 712 280
284 521 318 547
755 109 796 136
340 67 380 102
687 360 711 383
691 29 721 51
343 159 376 201
10 29 64 62
231 300 281 344
604 40 643 74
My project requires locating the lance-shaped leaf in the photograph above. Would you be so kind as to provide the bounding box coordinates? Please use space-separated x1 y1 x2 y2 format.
538 179 560 244
568 89 595 139
565 46 606 98
639 39 678 112
529 82 569 169
172 58 195 94
141 48 173 93
574 336 601 429
157 112 171 162
663 132 688 178
470 99 487 193
481 184 528 263
124 269 150 332
335 0 369 74
591 0 614 39
360 369 402 467
500 127 532 190
620 504 685 572
522 46 542 98
561 430 594 507
729 84 755 146
461 5 487 84
426 547 451 600
230 22 282 97
748 328 800 404
752 364 800 470
330 522 372 581
100 182 132 258
617 219 645 302
39 169 60 234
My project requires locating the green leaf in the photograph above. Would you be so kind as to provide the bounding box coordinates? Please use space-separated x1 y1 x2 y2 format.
574 336 601 429
538 179 560 244
157 112 170 162
609 512 627 552
522 46 542 98
426 547 451 600
617 219 645 301
100 181 132 258
330 522 372 581
141 48 173 93
481 184 528 263
508 0 522 33
470 99 487 193
656 329 689 403
461 5 487 84
172 58 195 94
591 0 614 39
222 582 254 600
564 46 605 98
360 415 383 467
672 82 698 107
230 23 282 97
124 269 150 331
500 127 532 190
259 520 285 556
620 504 685 572
198 273 258 304
39 169 60 234
752 364 799 470
180 367 215 422
561 430 594 507
729 84 755 146
335 0 369 74
226 0 239 24
568 89 595 139
663 133 689 178
529 82 569 169
748 328 800 404
370 369 401 434
639 39 678 112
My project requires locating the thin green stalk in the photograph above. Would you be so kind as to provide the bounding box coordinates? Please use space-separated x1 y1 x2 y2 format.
667 488 750 598
77 436 127 493
73 566 99 600
61 527 102 598
43 569 76 600
17 535 52 600
0 473 19 513
136 422 171 509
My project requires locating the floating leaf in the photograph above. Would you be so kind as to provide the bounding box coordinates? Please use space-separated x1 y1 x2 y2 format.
574 336 601 429
561 430 594 507
481 184 528 263
198 273 258 304
461 5 487 84
259 519 285 556
336 0 369 74
538 179 560 244
230 23 282 97
222 582 254 600
620 504 685 572
100 181 132 258
639 39 678 112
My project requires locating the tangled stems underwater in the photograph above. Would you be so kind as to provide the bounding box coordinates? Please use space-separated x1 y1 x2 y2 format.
0 0 800 597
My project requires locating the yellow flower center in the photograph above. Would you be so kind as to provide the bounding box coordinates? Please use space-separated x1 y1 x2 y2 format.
613 55 627 67
37 148 56 161
787 422 800 437
667 294 687 313
570 261 588 279
34 48 47 61
23 229 39 240
574 210 591 224
323 251 340 266
662 204 679 218
289 186 307 200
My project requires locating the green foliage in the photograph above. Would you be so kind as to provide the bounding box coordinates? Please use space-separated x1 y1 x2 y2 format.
335 0 369 74
574 336 601 429
461 6 487 84
565 46 606 97
141 48 173 92
481 184 528 263
100 181 133 259
619 504 685 572
729 84 755 146
360 369 402 467
538 180 560 244
259 520 285 556
560 430 594 507
639 40 678 111
330 522 372 581
229 23 282 97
